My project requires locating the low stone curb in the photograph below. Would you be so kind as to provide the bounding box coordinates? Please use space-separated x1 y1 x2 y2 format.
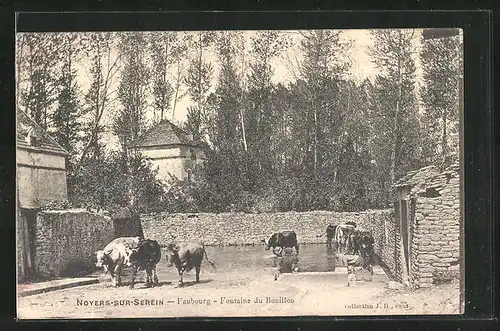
18 278 99 297
281 268 387 276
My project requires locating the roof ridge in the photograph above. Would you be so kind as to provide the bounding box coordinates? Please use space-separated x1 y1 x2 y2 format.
129 119 194 148
168 121 192 141
17 109 69 155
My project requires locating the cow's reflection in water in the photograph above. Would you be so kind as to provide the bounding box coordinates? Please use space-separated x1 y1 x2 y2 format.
326 244 338 270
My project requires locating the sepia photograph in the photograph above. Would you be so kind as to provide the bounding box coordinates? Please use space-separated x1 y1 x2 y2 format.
15 28 464 319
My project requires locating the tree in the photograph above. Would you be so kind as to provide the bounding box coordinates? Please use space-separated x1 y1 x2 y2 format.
70 150 163 212
244 31 290 184
112 32 152 209
420 33 462 168
289 30 350 176
17 33 64 128
183 31 215 141
197 31 248 210
113 32 150 152
369 29 422 204
52 33 84 158
76 32 121 172
149 32 189 123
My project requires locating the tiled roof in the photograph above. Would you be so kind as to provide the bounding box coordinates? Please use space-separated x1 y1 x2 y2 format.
424 163 460 186
393 165 441 188
393 163 460 192
16 109 68 156
129 120 199 148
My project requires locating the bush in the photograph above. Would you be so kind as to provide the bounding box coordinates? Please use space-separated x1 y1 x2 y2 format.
68 151 165 213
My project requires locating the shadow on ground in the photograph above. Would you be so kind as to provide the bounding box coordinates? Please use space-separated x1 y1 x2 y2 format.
176 279 214 287
101 280 173 288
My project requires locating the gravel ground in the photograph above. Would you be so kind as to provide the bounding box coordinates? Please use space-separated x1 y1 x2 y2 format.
17 268 461 319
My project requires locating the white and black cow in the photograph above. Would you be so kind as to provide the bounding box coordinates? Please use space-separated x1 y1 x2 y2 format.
165 241 216 287
95 236 141 287
348 229 375 261
334 223 357 254
262 231 300 256
124 239 162 289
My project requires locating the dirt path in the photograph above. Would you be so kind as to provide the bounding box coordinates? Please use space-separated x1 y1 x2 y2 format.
17 270 461 319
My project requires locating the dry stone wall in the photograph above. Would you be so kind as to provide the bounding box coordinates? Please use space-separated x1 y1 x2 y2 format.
35 209 114 278
410 167 461 288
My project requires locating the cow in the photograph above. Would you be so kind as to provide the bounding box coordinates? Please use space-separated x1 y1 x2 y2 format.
262 231 300 255
334 224 357 254
124 239 162 289
165 241 216 287
346 254 374 287
316 224 338 247
95 236 141 287
345 221 357 228
348 229 375 262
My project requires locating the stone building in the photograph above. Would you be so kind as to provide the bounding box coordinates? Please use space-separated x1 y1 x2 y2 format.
129 119 206 183
16 109 69 280
392 164 461 289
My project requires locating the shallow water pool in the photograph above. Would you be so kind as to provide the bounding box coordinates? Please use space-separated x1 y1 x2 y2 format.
201 243 340 273
94 243 379 284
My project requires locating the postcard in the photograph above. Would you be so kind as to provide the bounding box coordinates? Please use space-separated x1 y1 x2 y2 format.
16 27 464 319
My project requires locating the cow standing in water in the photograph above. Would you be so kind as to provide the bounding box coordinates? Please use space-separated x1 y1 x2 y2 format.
316 224 338 248
165 241 216 287
124 239 162 289
334 223 357 254
95 237 141 287
262 231 300 256
348 229 375 262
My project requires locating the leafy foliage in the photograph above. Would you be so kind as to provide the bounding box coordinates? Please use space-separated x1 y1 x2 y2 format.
113 32 151 151
69 151 163 213
52 34 83 159
420 34 461 169
16 30 461 214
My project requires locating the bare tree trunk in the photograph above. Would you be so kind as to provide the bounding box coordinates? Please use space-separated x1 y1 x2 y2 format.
126 148 135 208
161 40 170 122
313 98 318 173
193 33 204 140
77 57 102 170
240 108 248 151
240 38 248 152
442 112 447 168
16 36 25 110
390 32 403 186
172 60 181 121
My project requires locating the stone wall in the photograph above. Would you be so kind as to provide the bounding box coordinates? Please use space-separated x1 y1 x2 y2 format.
35 209 114 278
410 166 461 288
141 209 396 274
